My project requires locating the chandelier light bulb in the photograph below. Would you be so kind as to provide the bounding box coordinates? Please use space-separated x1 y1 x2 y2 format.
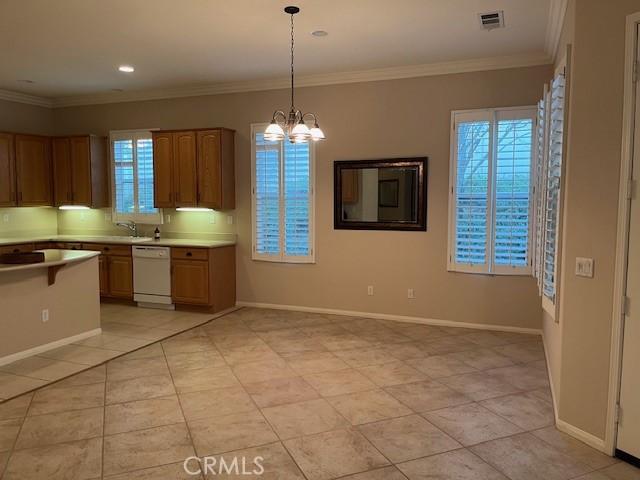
264 121 285 141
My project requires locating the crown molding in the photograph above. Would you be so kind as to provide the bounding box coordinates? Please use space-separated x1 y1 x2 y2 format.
50 52 551 108
0 88 53 108
544 0 569 60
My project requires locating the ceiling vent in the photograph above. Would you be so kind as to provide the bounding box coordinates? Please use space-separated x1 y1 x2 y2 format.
479 11 505 31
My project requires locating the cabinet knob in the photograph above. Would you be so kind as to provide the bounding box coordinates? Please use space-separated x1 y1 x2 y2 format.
186 252 192 257
13 248 19 253
104 246 110 251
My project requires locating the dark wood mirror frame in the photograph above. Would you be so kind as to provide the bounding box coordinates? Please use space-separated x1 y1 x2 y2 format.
334 157 428 231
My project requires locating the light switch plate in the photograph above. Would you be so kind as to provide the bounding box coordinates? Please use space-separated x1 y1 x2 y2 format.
575 257 594 278
2 214 9 223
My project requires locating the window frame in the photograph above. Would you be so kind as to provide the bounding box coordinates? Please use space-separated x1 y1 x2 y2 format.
109 129 163 225
250 123 316 264
447 106 537 276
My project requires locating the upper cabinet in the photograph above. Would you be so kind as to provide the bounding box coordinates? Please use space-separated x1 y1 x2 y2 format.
152 128 235 210
0 133 16 207
15 134 52 206
52 135 109 208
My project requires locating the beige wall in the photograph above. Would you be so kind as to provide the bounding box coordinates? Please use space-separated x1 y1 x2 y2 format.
0 99 53 135
550 0 640 443
51 66 550 330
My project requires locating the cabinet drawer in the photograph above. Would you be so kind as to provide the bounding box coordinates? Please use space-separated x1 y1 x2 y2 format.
34 242 56 250
83 243 131 256
171 247 208 260
0 243 35 254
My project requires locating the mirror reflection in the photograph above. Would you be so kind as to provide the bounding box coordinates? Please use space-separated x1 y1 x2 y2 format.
341 168 419 223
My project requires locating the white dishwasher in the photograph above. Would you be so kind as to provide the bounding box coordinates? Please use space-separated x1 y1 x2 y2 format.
132 246 174 309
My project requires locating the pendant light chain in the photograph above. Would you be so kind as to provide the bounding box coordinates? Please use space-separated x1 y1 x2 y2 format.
290 11 295 110
264 6 325 143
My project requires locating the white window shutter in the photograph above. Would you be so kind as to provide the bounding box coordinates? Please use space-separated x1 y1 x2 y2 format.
543 73 566 302
283 141 311 257
494 117 535 269
254 132 281 257
534 89 550 293
453 118 492 270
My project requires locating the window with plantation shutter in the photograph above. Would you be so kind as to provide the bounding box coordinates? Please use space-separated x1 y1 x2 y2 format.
533 89 550 293
110 130 161 224
448 107 536 275
542 73 566 303
252 124 315 263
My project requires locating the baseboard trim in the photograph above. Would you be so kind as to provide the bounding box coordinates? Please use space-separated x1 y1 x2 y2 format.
235 301 542 336
556 418 607 452
0 328 102 367
541 332 560 423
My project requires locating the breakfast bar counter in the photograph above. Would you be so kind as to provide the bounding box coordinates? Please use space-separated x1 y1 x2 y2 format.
0 250 101 367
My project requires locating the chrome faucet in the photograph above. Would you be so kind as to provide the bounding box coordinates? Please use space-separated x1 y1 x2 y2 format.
116 220 139 237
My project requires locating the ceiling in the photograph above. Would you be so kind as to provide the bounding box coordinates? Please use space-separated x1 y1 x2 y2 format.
0 0 559 105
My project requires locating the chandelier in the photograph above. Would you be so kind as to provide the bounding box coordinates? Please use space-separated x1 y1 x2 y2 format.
264 6 325 144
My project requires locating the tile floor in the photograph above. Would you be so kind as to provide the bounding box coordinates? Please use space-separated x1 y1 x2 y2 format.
0 307 638 480
0 304 220 401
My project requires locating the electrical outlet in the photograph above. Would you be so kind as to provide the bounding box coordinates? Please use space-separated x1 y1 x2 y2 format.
367 285 374 296
104 212 111 222
407 288 415 299
166 214 171 224
209 214 216 224
227 215 234 225
41 309 49 323
575 257 594 278
2 213 9 223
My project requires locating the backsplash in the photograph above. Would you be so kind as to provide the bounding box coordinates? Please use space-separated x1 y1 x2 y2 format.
0 207 58 238
56 208 236 241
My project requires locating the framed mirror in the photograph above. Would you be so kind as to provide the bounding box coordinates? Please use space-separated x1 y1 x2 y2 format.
334 157 428 231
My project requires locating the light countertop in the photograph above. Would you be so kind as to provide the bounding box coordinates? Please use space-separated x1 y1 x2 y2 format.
0 235 236 248
0 249 100 273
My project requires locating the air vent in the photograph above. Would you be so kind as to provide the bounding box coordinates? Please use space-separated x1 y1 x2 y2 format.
479 11 505 31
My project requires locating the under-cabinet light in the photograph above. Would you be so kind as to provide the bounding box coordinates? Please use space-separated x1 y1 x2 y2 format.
58 205 90 210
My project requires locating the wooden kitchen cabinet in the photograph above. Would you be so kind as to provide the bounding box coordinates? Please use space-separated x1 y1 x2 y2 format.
152 128 235 209
171 259 209 304
170 245 235 311
52 135 108 207
107 255 133 299
82 242 133 299
197 129 235 209
152 132 174 208
0 133 16 206
173 131 198 207
15 134 52 206
98 256 109 296
0 243 35 255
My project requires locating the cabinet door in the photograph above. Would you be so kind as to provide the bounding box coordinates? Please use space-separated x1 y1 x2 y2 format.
52 137 72 206
173 131 198 207
0 133 16 206
171 259 209 305
108 255 133 298
153 132 174 208
98 255 109 296
196 130 222 208
70 136 92 206
0 243 35 255
15 135 52 206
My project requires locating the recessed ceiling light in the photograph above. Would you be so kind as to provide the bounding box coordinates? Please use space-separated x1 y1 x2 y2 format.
311 30 328 37
118 65 135 73
17 79 35 84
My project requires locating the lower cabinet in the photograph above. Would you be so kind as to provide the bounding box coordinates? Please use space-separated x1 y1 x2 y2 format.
81 243 133 300
170 245 236 312
171 259 209 305
0 243 35 254
107 255 133 298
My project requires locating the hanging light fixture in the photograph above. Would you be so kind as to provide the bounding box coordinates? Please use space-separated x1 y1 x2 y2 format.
264 6 325 144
